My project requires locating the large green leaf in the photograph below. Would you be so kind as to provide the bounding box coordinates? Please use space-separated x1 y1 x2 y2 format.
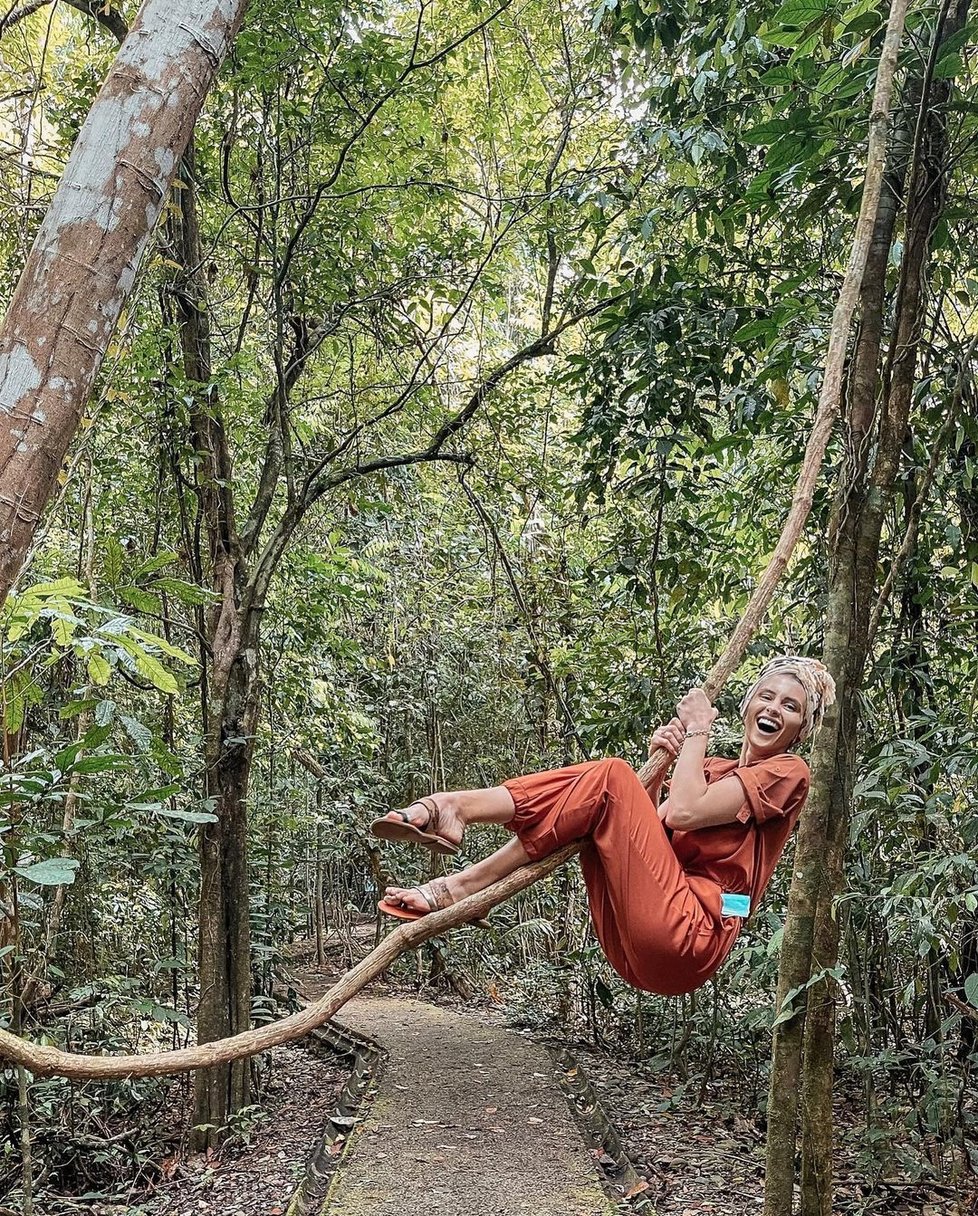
15 857 80 886
134 651 180 695
87 653 112 686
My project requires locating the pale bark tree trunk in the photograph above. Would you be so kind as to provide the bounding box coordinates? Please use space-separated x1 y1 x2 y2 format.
0 0 250 607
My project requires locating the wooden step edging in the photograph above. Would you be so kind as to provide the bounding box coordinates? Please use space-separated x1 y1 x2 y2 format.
286 1017 384 1216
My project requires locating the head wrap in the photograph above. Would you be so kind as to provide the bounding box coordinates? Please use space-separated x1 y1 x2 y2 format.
739 656 837 744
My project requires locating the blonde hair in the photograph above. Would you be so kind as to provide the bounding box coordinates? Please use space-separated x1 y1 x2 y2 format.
739 656 837 744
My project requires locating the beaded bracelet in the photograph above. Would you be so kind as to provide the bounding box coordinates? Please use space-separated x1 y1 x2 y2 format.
684 728 711 739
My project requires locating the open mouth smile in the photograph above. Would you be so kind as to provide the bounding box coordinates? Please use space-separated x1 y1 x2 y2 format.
756 715 781 735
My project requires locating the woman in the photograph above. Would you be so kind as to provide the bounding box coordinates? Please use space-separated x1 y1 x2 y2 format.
371 656 835 996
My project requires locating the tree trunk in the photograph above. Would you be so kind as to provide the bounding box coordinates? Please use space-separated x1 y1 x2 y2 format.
0 0 250 606
794 7 965 1211
763 162 902 1216
194 609 259 1144
165 143 259 1147
314 818 326 968
952 437 978 1060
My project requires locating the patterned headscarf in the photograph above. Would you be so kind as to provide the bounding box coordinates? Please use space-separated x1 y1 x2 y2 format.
739 656 837 744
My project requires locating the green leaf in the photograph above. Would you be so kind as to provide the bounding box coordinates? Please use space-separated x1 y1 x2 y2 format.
120 586 162 614
154 805 218 824
132 550 179 580
965 973 978 1009
774 0 827 21
87 653 111 686
103 538 125 587
772 996 802 1027
733 318 775 343
126 627 196 666
2 672 27 734
79 723 112 750
120 715 153 753
23 578 85 598
152 577 216 606
49 595 80 646
934 52 963 79
134 651 180 695
740 119 793 147
72 754 127 774
15 857 80 886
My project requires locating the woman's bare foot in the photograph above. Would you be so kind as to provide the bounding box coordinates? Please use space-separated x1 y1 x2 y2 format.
381 837 532 921
383 869 478 916
372 785 516 856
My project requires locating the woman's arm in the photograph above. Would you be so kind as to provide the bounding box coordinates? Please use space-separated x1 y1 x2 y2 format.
660 688 746 831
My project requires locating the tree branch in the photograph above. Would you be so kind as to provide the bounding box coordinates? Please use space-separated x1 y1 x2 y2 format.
244 288 626 618
460 476 589 755
239 317 317 559
0 0 45 35
1 0 130 42
272 0 514 297
64 0 128 41
946 992 978 1021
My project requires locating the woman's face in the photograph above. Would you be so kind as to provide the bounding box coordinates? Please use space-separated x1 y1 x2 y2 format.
742 674 807 759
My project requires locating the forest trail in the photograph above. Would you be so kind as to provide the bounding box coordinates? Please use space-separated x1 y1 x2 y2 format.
316 992 616 1215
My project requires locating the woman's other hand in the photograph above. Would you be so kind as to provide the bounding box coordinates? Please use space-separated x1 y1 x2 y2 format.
649 717 686 758
676 687 718 733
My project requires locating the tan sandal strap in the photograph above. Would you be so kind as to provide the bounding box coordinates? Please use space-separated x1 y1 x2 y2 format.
420 797 440 834
405 797 440 834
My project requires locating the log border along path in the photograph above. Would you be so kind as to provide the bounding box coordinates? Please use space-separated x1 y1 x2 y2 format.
308 993 618 1216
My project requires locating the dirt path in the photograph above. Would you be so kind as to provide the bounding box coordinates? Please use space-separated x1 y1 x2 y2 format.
323 996 616 1216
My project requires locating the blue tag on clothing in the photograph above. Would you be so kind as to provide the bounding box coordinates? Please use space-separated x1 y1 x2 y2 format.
721 892 751 918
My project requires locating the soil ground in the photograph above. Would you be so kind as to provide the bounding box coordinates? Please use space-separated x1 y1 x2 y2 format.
135 1041 347 1216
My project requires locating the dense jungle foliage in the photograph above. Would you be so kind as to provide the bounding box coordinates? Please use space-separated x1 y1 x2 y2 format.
0 0 976 1211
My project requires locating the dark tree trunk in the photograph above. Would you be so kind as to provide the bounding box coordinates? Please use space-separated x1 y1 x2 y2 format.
763 165 902 1216
194 609 260 1139
165 145 258 1146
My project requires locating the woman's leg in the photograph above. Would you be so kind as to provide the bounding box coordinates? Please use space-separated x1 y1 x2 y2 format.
382 759 725 995
382 760 657 918
505 757 726 993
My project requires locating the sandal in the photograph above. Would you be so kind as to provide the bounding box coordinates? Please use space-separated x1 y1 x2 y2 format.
370 797 460 856
378 877 489 927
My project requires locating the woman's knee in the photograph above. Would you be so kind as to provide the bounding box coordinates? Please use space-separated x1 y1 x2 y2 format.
597 755 638 789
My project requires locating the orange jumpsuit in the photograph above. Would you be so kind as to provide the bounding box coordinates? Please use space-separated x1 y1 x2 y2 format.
503 754 810 996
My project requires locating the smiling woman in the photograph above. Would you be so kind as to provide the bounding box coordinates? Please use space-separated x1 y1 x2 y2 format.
371 656 836 997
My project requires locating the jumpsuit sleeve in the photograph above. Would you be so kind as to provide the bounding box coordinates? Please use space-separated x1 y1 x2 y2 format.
731 755 810 824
